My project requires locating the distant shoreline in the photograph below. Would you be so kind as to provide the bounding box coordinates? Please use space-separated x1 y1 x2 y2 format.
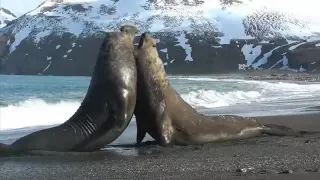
2 69 320 82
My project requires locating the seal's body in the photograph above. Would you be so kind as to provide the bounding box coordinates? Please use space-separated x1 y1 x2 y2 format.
0 25 138 155
134 33 304 146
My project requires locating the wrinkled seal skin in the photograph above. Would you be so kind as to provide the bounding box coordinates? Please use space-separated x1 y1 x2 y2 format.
0 25 138 156
134 33 306 146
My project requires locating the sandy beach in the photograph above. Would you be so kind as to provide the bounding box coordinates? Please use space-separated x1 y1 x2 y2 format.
0 112 320 180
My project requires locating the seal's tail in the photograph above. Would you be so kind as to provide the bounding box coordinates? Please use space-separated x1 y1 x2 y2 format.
262 124 312 137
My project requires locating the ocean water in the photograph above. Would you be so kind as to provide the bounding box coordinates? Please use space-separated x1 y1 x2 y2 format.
1 74 320 145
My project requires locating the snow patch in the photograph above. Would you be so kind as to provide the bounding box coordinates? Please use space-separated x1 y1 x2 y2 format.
9 27 32 53
287 40 299 44
252 45 288 69
63 55 67 58
67 49 72 53
34 30 51 43
175 32 193 61
160 48 167 53
42 61 52 73
299 65 307 72
311 62 317 65
160 48 169 59
307 36 320 42
315 43 320 47
72 43 76 47
56 45 61 49
268 59 283 69
281 55 289 68
47 56 52 61
289 42 306 51
240 44 262 69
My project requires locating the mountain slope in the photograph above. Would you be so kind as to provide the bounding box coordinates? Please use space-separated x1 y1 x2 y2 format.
0 0 320 76
0 8 16 28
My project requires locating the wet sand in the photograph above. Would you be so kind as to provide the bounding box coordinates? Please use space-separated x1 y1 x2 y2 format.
1 113 320 180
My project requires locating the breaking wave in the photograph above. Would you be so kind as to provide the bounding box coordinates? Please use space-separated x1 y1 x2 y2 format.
1 77 320 130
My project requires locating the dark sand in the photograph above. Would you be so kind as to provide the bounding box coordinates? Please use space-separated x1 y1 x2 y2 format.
1 113 320 180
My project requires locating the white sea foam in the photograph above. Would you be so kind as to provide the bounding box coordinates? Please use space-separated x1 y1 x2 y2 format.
1 78 320 131
181 90 262 108
0 99 80 131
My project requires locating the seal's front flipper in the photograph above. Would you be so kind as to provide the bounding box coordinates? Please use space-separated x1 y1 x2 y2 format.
262 124 305 137
136 122 146 145
158 110 174 147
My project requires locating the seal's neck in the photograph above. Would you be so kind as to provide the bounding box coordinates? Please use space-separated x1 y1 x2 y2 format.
148 56 169 89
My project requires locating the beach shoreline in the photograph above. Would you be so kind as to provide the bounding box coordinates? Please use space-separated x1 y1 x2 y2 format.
169 69 320 82
1 112 320 179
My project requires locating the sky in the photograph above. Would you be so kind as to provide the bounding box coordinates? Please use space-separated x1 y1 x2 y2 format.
1 0 45 16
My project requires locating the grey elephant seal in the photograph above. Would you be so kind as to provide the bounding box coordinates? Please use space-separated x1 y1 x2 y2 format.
133 33 305 146
0 25 138 156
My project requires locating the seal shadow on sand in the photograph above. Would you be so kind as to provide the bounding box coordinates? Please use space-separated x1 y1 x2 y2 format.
4 133 318 158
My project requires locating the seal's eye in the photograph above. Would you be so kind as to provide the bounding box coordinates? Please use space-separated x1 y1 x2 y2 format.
152 44 156 48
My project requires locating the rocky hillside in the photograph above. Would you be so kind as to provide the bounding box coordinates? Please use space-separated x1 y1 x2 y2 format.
0 0 319 76
0 8 16 28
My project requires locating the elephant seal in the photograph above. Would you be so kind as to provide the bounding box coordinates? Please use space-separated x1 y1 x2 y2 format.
134 33 306 146
0 25 138 156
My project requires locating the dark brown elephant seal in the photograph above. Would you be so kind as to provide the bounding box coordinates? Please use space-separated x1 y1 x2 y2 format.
133 33 306 146
0 25 138 156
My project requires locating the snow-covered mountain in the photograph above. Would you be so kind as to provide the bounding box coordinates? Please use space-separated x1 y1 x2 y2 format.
0 0 320 76
0 8 16 28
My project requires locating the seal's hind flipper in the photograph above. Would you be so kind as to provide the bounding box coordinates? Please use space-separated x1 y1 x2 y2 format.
262 124 304 137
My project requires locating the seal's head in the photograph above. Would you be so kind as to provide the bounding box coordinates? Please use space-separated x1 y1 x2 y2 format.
138 33 156 47
119 25 139 41
137 32 159 58
135 32 168 87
